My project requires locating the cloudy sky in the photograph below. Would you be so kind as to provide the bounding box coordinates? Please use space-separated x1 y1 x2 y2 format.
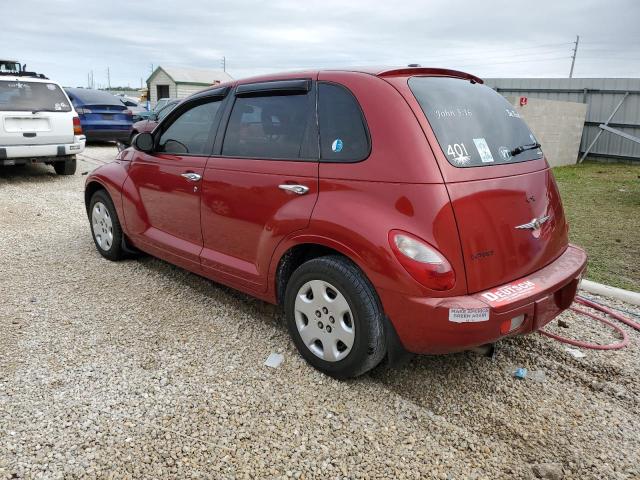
4 0 640 88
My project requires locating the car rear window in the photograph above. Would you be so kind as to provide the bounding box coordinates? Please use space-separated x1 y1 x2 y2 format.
409 77 542 168
65 88 124 107
0 81 71 112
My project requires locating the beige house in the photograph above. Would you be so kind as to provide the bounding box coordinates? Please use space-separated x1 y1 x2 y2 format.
147 66 233 107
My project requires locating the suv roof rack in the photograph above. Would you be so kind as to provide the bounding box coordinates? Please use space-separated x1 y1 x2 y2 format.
0 71 49 79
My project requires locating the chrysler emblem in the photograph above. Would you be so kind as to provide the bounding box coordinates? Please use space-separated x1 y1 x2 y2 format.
515 215 551 237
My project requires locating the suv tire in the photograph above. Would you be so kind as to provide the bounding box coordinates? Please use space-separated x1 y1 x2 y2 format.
284 255 387 379
53 156 76 175
89 190 125 261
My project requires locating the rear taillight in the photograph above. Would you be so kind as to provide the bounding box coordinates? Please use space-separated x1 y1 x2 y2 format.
389 230 455 291
124 109 133 116
75 107 91 115
73 116 83 135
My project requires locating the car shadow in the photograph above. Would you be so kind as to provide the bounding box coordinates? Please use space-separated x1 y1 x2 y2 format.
132 254 287 334
0 162 62 183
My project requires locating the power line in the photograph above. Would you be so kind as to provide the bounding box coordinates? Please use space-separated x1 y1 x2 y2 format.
417 41 574 62
449 56 570 70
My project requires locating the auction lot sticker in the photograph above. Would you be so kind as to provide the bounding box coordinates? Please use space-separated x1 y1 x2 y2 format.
481 280 538 306
449 308 490 323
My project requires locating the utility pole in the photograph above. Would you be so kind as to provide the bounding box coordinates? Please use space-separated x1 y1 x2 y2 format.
569 35 580 78
107 67 111 89
221 56 226 72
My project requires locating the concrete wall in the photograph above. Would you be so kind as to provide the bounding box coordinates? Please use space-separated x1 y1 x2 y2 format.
505 96 587 167
486 78 640 162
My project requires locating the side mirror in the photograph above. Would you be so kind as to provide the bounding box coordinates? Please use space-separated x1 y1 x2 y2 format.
133 132 154 153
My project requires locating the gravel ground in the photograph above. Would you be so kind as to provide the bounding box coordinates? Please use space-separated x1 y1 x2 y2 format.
1 145 639 479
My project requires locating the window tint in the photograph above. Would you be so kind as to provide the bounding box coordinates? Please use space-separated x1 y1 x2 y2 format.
409 77 542 168
158 100 222 155
222 93 312 160
0 81 71 112
318 83 369 162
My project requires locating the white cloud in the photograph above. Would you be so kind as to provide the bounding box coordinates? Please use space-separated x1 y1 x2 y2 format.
4 0 639 87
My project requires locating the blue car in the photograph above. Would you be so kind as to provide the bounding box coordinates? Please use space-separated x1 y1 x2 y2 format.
65 88 133 142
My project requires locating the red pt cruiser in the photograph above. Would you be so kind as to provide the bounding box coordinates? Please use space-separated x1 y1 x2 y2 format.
85 67 587 378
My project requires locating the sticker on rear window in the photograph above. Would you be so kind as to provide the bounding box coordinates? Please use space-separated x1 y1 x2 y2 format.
449 308 490 323
331 139 343 153
46 84 56 90
473 138 494 163
481 280 537 306
498 146 512 161
446 143 471 166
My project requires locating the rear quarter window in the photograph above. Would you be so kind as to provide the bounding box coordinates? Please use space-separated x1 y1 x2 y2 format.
409 77 542 168
318 83 370 162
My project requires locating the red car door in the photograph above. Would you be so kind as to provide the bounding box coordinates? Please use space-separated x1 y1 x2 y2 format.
123 93 227 270
200 79 319 292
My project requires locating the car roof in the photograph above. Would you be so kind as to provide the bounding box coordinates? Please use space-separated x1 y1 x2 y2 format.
195 66 483 96
0 75 61 84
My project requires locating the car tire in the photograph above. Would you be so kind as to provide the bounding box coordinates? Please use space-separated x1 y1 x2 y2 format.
53 156 76 175
89 190 125 261
284 255 387 379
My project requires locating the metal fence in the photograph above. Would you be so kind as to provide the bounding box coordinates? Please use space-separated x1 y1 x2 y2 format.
484 78 640 162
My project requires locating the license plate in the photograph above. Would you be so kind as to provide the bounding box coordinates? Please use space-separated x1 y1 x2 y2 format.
4 159 16 166
102 114 114 120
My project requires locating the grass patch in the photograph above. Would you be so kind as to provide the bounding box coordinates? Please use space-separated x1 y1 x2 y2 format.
553 162 640 292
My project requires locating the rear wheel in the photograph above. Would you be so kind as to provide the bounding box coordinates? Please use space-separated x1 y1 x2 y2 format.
53 156 76 175
89 190 125 261
284 255 387 379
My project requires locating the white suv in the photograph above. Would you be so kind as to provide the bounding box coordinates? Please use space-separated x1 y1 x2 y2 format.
0 76 85 175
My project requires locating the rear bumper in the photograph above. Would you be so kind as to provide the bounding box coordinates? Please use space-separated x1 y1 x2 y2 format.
0 136 85 164
84 129 130 142
380 244 588 354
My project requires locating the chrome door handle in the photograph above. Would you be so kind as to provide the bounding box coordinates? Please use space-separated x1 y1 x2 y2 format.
278 184 309 195
181 172 201 182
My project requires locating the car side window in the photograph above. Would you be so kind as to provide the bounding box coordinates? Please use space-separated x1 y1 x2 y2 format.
222 92 313 160
318 83 370 162
158 100 222 155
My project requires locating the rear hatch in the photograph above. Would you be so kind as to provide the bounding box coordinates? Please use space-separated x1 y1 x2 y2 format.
0 80 74 145
67 89 132 130
407 76 569 293
77 104 131 130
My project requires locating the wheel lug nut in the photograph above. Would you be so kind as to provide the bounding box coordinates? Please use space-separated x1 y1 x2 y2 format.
317 321 324 329
326 326 332 333
329 316 335 323
322 307 328 314
315 310 321 317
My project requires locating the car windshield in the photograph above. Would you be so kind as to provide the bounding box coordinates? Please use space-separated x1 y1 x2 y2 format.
0 80 72 112
409 76 542 168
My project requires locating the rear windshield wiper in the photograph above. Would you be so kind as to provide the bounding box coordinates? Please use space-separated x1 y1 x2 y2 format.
510 142 541 156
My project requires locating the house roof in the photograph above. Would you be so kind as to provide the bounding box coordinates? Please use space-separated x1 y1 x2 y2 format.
148 66 233 86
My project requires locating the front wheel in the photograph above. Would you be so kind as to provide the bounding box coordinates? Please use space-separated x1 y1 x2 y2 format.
89 190 125 261
284 255 387 379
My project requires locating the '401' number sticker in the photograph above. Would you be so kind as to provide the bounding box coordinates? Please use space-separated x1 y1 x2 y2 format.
446 143 471 166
